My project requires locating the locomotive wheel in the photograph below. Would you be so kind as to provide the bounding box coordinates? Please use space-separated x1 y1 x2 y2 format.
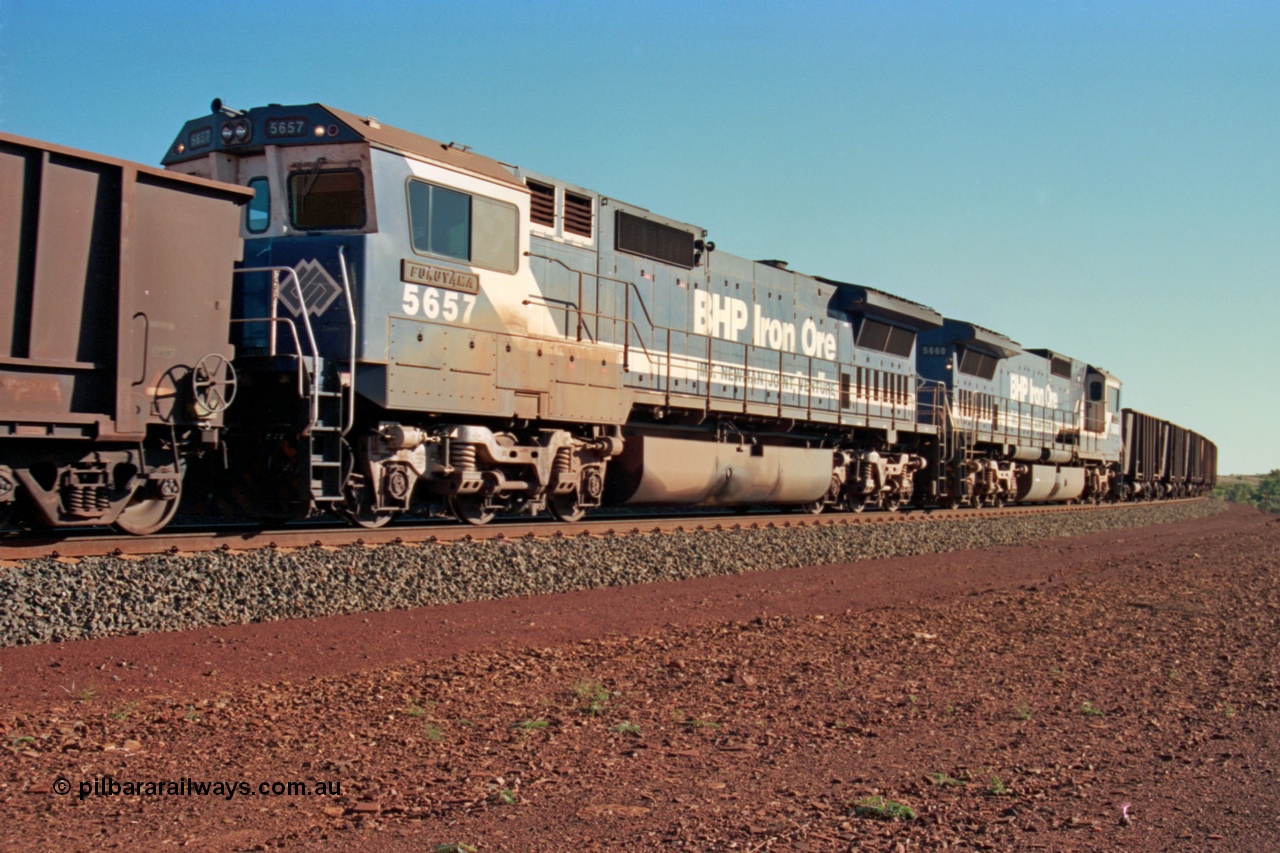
338 468 399 529
449 494 496 526
882 496 902 513
945 496 964 510
114 489 181 536
341 502 397 529
548 492 588 523
849 497 868 513
801 498 826 514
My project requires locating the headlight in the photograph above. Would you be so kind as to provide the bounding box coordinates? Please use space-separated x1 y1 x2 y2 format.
233 120 251 143
220 123 235 143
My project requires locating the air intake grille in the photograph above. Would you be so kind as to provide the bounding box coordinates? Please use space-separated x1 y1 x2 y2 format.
564 191 593 237
615 211 696 268
528 181 554 227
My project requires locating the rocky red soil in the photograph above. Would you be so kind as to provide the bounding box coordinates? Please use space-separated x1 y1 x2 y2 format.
2 502 1278 851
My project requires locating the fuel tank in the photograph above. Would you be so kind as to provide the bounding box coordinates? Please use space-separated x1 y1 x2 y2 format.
606 435 832 506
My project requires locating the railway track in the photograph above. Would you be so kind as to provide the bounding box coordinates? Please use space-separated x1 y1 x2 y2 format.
0 499 1202 561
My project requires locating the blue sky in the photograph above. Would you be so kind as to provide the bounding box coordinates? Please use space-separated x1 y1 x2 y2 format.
2 0 1277 474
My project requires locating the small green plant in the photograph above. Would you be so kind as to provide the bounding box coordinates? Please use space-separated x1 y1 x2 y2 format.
490 786 517 806
988 776 1010 796
574 681 611 716
405 703 427 718
1168 668 1182 682
183 705 200 721
109 702 138 722
1223 702 1237 718
907 694 918 705
63 683 98 703
1081 702 1106 718
612 722 642 737
514 719 550 732
1050 665 1063 675
10 735 35 747
681 717 720 729
928 772 967 788
852 796 916 821
423 722 444 742
1013 704 1034 721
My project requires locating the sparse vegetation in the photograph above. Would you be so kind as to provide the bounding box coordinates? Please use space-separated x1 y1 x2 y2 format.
514 719 550 731
1215 470 1280 514
988 776 1010 796
1081 702 1106 718
109 702 138 722
612 721 642 737
1013 704 1034 721
928 772 967 787
574 680 611 716
423 722 444 742
852 796 916 821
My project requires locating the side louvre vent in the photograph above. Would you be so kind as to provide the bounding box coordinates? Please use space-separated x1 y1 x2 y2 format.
1050 356 1072 378
563 191 593 237
528 180 555 227
615 210 696 268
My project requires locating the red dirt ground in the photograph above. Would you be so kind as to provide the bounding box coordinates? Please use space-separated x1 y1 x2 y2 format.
2 503 1278 851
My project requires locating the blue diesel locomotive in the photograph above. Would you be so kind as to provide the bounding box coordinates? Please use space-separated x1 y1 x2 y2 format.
156 100 1214 527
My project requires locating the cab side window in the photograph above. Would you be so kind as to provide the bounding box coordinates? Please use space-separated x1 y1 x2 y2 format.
246 176 270 234
407 179 517 273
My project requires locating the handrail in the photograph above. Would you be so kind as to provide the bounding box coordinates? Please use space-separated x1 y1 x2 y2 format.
228 318 308 399
234 265 322 429
527 251 1104 447
337 247 358 436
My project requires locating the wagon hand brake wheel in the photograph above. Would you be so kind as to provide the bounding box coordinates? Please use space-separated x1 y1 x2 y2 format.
192 353 237 417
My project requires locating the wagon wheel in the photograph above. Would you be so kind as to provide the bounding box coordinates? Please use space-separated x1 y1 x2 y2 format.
848 497 868 513
114 470 183 536
191 353 237 417
969 493 987 509
945 496 965 511
450 493 496 526
882 495 902 513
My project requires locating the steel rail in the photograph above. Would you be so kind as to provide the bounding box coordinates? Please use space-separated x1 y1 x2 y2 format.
0 499 1208 562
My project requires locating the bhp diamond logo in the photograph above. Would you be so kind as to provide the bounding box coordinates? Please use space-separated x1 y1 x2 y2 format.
278 259 343 318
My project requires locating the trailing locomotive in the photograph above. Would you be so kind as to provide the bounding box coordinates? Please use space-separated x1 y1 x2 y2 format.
0 101 1216 533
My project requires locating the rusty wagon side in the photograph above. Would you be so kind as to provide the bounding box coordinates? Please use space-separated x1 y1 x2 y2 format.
0 131 249 533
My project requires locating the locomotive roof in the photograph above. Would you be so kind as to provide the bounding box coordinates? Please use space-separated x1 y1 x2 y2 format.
163 102 525 190
320 105 525 189
817 280 944 330
938 318 1022 358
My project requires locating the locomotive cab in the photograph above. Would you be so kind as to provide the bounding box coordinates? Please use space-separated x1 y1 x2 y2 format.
164 102 622 524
